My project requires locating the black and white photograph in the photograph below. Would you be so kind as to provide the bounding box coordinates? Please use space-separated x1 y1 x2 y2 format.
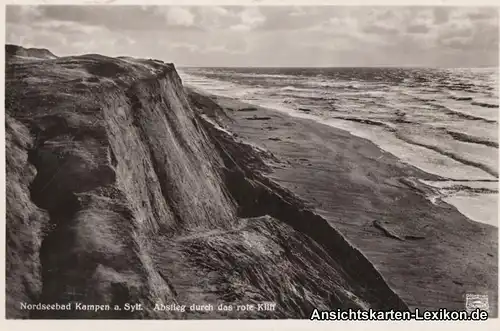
3 1 499 322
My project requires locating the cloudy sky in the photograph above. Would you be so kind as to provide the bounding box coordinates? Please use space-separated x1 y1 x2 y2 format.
6 5 499 67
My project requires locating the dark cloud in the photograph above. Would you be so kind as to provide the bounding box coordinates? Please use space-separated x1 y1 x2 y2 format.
440 25 474 40
467 9 498 21
362 24 400 36
376 9 396 21
433 7 450 25
407 24 430 34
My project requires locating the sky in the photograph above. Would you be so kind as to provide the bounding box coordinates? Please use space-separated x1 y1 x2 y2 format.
5 5 499 67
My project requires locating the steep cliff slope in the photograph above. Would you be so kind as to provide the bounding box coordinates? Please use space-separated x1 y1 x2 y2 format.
5 47 408 319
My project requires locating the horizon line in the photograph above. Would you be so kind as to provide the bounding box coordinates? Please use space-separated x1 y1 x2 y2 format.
177 65 500 69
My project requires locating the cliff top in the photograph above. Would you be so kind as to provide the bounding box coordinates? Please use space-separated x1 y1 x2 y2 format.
6 44 58 60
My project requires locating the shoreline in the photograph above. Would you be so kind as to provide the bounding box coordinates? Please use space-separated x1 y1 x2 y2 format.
185 84 498 228
187 86 498 314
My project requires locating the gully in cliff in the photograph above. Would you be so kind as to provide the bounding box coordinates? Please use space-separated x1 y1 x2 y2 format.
4 4 498 323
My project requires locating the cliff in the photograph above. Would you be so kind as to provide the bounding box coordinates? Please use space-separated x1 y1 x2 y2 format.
5 46 409 319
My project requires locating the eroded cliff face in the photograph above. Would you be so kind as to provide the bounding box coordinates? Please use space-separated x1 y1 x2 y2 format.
5 47 407 319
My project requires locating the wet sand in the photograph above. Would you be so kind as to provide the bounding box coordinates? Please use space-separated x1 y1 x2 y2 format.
187 87 498 314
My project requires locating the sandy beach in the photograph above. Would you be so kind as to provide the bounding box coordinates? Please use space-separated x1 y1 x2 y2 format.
187 87 498 314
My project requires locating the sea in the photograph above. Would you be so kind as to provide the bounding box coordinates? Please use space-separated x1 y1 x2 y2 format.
178 67 499 227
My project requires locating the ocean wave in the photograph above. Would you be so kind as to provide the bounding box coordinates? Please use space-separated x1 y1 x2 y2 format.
440 185 497 194
472 101 499 108
189 70 296 81
427 103 497 124
272 93 337 103
419 179 499 190
280 86 305 92
395 132 498 178
304 80 374 90
330 116 396 130
445 130 498 148
449 96 473 101
399 92 439 103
